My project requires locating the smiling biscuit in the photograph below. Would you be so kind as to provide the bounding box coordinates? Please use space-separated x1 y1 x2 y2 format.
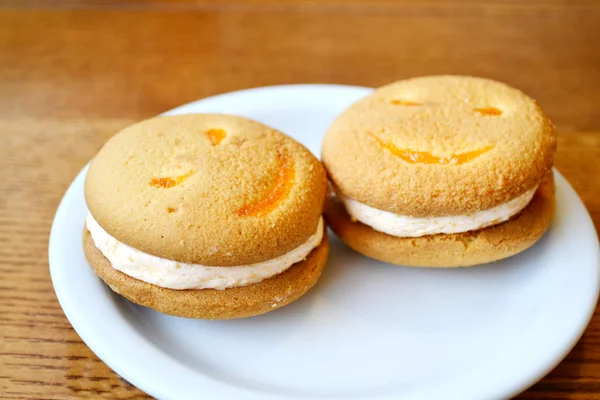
322 75 556 267
83 114 328 319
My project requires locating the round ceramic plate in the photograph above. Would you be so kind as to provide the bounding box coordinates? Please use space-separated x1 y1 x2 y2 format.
50 84 599 400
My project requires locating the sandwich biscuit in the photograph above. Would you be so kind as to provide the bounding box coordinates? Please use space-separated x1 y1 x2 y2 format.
84 114 329 318
322 76 556 266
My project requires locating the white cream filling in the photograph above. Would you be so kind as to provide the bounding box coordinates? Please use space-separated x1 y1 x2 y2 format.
339 187 537 237
86 214 324 290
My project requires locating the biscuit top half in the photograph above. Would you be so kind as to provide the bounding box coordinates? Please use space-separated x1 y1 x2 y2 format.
322 75 556 217
85 114 327 266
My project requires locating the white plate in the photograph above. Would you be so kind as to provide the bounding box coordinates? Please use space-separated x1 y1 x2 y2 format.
50 84 600 400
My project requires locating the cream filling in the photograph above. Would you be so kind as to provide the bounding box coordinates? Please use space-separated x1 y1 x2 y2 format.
86 214 324 290
339 187 537 237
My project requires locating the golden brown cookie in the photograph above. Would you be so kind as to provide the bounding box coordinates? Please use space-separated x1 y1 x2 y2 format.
325 172 555 267
322 75 556 216
84 114 328 319
84 229 329 319
322 76 556 266
85 114 327 266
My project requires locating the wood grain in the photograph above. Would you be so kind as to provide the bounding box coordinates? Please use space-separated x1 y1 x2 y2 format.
1 1 599 399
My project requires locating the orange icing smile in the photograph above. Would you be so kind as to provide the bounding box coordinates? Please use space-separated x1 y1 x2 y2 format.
372 135 492 165
236 152 295 216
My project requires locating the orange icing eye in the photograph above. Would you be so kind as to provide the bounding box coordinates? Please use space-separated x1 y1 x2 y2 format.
390 99 421 106
205 128 226 145
474 107 502 116
149 171 194 188
236 151 295 217
372 135 492 165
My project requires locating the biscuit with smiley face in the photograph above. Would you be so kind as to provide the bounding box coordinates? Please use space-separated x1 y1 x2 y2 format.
84 114 328 319
322 75 556 267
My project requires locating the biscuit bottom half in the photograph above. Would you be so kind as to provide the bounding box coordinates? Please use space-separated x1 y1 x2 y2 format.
324 172 555 267
83 230 329 319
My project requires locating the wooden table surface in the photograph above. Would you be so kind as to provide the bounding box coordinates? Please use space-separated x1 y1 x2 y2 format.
1 1 600 399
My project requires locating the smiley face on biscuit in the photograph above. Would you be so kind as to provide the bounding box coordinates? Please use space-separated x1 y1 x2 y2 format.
322 75 556 267
84 114 328 319
323 75 555 217
85 114 326 268
147 126 296 218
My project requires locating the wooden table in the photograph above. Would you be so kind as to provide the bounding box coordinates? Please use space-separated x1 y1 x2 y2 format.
1 1 599 398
